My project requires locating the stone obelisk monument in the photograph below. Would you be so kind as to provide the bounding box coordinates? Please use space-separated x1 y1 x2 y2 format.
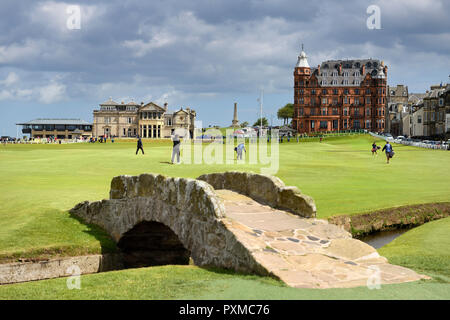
231 102 239 127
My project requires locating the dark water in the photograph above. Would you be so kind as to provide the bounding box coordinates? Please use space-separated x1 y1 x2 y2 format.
359 229 410 249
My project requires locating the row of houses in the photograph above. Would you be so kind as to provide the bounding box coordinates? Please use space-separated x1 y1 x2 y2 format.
386 83 450 139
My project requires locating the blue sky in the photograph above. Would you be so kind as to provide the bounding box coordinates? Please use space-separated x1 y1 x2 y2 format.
1 0 449 136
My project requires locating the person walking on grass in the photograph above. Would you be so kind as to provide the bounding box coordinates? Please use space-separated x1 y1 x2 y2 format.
171 134 181 164
382 141 394 164
136 136 144 155
235 142 246 160
371 141 379 156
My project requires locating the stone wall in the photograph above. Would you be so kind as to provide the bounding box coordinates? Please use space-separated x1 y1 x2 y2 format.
328 202 450 236
0 254 122 285
70 173 270 276
197 171 316 218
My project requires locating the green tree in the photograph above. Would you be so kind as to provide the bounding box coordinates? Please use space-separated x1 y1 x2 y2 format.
253 117 268 127
277 103 294 125
240 121 249 128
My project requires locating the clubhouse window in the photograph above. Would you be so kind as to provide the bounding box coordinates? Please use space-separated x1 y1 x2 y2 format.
332 120 338 129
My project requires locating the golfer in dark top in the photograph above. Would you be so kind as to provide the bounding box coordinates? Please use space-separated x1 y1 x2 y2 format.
136 136 144 155
382 141 393 164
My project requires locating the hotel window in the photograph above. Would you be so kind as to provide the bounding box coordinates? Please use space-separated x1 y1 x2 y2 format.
343 71 349 77
299 108 304 115
321 108 327 115
353 120 361 129
344 96 348 104
332 98 338 105
344 108 348 116
128 117 132 124
365 120 371 128
311 121 315 129
355 98 360 105
322 72 327 77
366 88 371 94
366 108 371 116
354 80 360 85
366 97 371 104
344 89 349 95
332 71 338 77
322 89 327 95
333 120 338 129
320 121 328 129
354 89 360 95
332 80 337 85
311 98 316 106
354 71 360 77
311 89 316 95
354 108 360 116
299 97 304 105
332 108 338 115
322 98 327 105
343 119 348 128
322 80 327 85
333 89 338 95
343 79 349 85
310 108 316 116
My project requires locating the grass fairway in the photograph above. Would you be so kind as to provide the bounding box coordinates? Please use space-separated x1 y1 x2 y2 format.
0 134 449 262
0 134 449 299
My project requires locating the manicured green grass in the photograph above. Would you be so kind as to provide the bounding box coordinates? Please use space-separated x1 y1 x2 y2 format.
379 217 450 283
0 135 449 262
0 265 448 300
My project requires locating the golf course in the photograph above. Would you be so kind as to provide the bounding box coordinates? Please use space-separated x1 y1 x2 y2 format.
0 134 449 299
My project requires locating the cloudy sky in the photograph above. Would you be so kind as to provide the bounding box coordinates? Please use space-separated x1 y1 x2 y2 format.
0 0 449 136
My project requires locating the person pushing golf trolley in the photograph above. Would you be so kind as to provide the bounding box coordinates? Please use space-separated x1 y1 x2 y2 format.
382 141 395 164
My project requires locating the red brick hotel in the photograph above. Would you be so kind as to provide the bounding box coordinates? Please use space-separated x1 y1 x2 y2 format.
292 49 387 134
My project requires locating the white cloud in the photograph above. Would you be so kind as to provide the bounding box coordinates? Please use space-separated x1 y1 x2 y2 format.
38 82 66 104
0 72 19 86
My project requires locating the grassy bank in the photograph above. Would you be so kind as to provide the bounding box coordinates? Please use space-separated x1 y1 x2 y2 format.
379 216 450 283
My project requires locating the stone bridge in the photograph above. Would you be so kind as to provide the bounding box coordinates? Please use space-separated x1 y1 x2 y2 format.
70 171 426 289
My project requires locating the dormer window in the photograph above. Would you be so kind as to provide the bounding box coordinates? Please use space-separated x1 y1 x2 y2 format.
322 80 328 85
343 71 349 77
354 80 360 85
332 80 337 85
343 79 349 85
322 72 327 77
354 71 360 77
332 71 338 77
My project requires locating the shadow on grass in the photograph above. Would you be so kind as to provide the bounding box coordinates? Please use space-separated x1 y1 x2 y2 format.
68 213 118 255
